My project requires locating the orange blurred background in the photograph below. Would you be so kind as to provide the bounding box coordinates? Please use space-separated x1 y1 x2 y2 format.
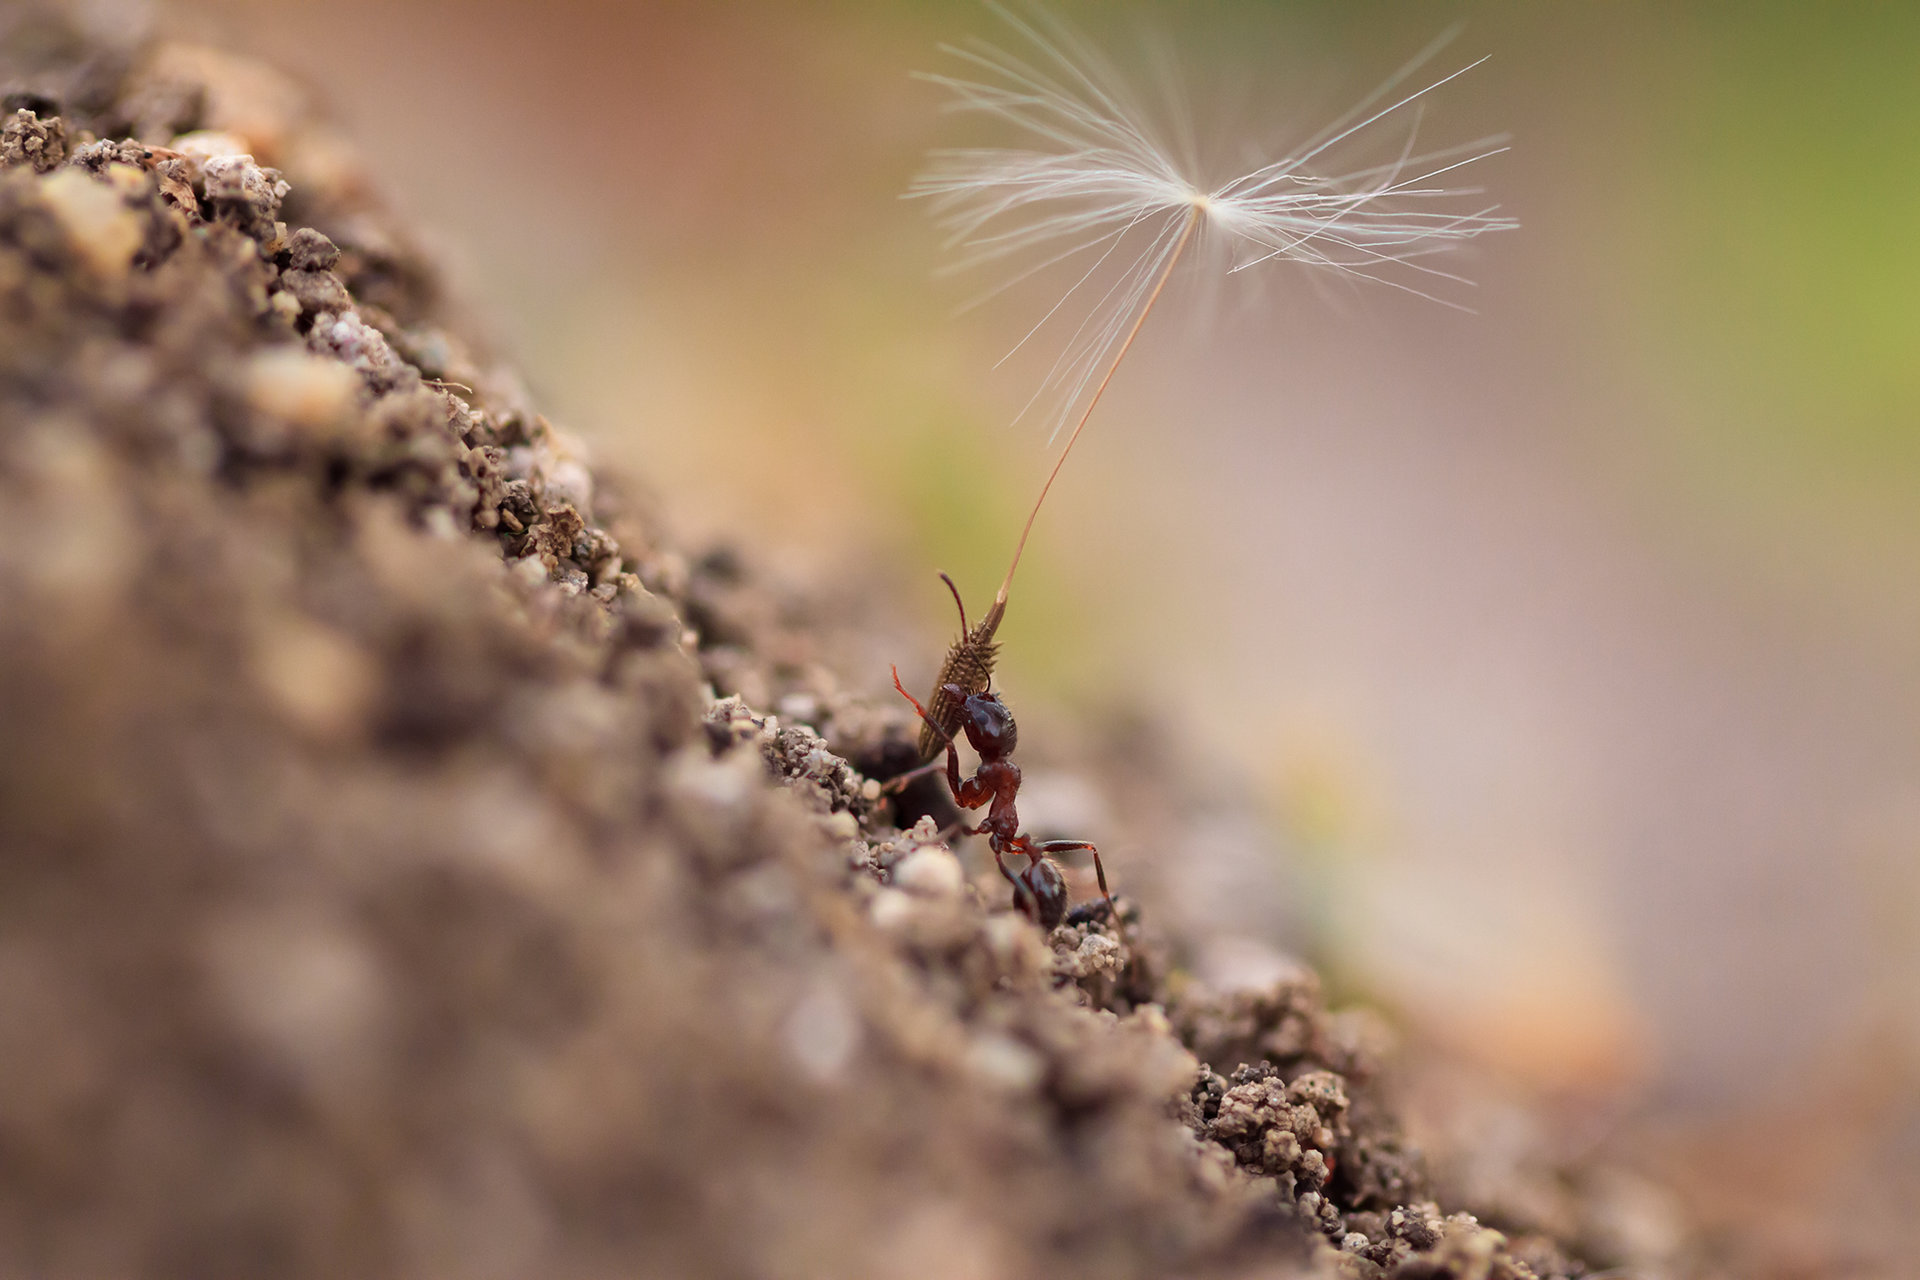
159 0 1920 1259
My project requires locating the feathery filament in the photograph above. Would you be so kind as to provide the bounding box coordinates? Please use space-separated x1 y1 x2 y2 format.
910 6 1519 445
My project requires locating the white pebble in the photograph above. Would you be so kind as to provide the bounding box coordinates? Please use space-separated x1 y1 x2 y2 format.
244 347 360 431
867 887 916 932
782 976 859 1085
545 459 594 513
893 847 964 898
964 1033 1045 1093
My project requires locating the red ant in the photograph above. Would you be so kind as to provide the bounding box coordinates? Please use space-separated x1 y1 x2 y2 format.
889 582 1112 929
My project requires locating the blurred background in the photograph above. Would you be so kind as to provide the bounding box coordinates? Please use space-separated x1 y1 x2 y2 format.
158 0 1919 1260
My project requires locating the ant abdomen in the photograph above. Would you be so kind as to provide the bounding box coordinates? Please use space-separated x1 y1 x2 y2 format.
1014 856 1068 929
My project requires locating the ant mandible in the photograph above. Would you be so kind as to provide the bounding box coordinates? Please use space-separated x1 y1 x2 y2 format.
889 615 1112 928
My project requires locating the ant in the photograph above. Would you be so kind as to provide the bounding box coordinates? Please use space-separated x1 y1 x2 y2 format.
889 579 1112 930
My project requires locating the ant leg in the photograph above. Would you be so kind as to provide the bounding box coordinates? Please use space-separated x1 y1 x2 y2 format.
890 664 946 738
879 758 944 796
889 663 968 803
1038 839 1114 914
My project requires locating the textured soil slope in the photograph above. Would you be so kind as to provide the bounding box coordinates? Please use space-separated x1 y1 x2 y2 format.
0 13 1720 1280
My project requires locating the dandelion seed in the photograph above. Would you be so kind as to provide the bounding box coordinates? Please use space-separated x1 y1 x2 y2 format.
909 4 1516 611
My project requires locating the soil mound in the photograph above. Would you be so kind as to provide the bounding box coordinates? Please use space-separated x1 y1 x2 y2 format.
0 14 1715 1279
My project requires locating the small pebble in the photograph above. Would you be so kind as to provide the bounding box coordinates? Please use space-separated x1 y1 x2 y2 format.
782 976 859 1085
546 459 594 514
421 507 460 540
893 847 964 898
250 614 376 740
964 1033 1045 1093
37 168 141 280
170 129 251 162
511 555 549 587
284 226 340 271
776 691 820 727
243 347 360 430
867 888 916 933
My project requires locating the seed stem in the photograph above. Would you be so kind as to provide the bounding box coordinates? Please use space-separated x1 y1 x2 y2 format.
988 201 1204 624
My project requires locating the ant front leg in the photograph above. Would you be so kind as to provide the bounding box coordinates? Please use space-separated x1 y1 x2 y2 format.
890 664 943 738
890 664 964 795
878 666 944 794
1037 839 1114 916
889 665 986 815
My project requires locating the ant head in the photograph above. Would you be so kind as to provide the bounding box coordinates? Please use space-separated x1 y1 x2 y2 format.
957 688 1017 758
1013 856 1067 930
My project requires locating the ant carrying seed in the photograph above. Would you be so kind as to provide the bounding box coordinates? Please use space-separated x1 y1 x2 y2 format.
890 9 1512 924
891 660 1110 930
877 196 1198 929
877 191 1194 928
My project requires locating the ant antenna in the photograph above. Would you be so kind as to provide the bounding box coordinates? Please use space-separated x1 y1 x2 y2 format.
990 202 1204 620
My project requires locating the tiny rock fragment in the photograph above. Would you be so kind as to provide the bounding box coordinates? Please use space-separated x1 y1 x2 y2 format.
892 847 964 898
1 108 68 172
284 225 340 271
278 266 351 315
243 346 362 432
250 613 378 740
867 886 916 932
965 1032 1046 1093
783 975 860 1085
169 129 252 164
199 150 290 239
36 168 141 280
663 746 763 869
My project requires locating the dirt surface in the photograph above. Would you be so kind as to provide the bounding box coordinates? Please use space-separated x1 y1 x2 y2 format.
0 12 1742 1280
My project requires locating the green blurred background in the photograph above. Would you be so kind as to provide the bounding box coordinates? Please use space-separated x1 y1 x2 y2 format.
166 0 1920 1256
